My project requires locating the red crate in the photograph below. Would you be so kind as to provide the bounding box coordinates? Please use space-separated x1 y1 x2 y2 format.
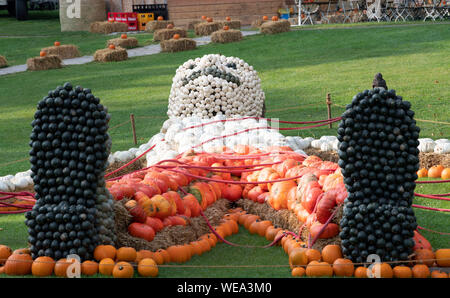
107 12 115 22
127 21 138 31
126 12 138 22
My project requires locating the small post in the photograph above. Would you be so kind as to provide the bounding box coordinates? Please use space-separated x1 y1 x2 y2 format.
130 113 137 145
326 93 332 128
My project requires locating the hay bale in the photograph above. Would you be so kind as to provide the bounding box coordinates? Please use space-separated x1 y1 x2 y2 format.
160 38 196 53
41 44 80 60
115 199 230 250
220 20 241 29
187 20 203 30
251 19 268 28
419 152 450 169
26 55 62 71
304 148 339 163
107 37 139 49
94 47 128 62
145 20 175 33
90 21 129 34
260 20 291 34
60 0 106 32
105 158 146 179
0 55 7 68
194 22 221 36
211 29 242 44
153 28 187 42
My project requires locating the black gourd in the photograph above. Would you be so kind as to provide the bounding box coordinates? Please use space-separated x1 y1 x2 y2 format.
26 83 116 261
338 87 420 263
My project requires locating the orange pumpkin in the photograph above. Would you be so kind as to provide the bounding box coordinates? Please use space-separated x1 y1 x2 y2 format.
333 258 354 277
112 261 134 278
32 256 55 277
94 245 117 261
201 15 207 20
263 16 268 21
138 258 158 277
370 263 393 278
99 258 115 276
81 260 99 276
157 249 171 264
54 258 78 277
412 264 430 278
415 249 435 266
354 266 368 278
321 245 342 264
265 226 282 242
151 251 164 265
272 16 279 21
54 41 61 46
135 250 154 263
223 25 229 31
435 249 450 267
428 165 444 178
243 214 260 230
116 247 137 262
393 265 412 278
417 168 428 178
289 248 308 269
305 249 321 263
225 16 231 21
206 17 213 22
4 252 33 275
305 261 333 277
268 180 296 210
431 270 448 278
441 168 450 179
108 44 116 50
222 183 242 202
291 267 305 277
0 245 12 265
39 51 47 57
121 34 127 39
157 16 164 21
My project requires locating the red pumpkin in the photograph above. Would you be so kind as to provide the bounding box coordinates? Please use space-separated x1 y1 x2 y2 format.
309 222 339 239
128 223 155 242
316 191 337 224
145 217 164 232
222 184 242 202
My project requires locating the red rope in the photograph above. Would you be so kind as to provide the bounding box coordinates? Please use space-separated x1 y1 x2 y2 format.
417 225 450 235
416 179 450 184
191 119 341 149
412 204 450 212
182 116 342 131
414 193 450 201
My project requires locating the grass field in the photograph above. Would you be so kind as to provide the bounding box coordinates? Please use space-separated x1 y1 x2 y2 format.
0 11 449 277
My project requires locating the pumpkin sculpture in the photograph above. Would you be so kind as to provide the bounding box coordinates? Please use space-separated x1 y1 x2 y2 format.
167 54 265 119
25 83 116 261
338 87 419 263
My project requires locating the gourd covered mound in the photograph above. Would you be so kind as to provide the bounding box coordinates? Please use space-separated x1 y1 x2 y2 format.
167 54 265 118
338 88 420 263
26 83 116 261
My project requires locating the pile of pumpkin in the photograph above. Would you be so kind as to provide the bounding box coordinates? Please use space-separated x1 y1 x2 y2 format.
232 207 450 278
0 210 240 277
417 165 450 179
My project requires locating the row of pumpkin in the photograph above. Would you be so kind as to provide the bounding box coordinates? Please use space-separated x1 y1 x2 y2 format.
1 206 449 277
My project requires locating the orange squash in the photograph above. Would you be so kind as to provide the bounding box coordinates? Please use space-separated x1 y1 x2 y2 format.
0 245 12 265
393 265 412 278
32 256 55 277
435 249 450 267
333 258 354 277
289 248 308 269
291 267 305 277
138 258 158 277
112 262 134 278
81 260 99 276
354 266 368 278
305 261 333 277
4 252 32 275
305 249 321 263
441 168 450 179
415 249 435 266
321 245 342 264
157 16 164 21
370 263 393 278
431 270 448 278
116 247 137 262
428 165 444 178
412 264 430 278
417 168 428 178
98 258 115 276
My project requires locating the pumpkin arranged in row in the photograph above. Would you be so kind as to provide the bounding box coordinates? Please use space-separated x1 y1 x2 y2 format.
417 165 450 179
